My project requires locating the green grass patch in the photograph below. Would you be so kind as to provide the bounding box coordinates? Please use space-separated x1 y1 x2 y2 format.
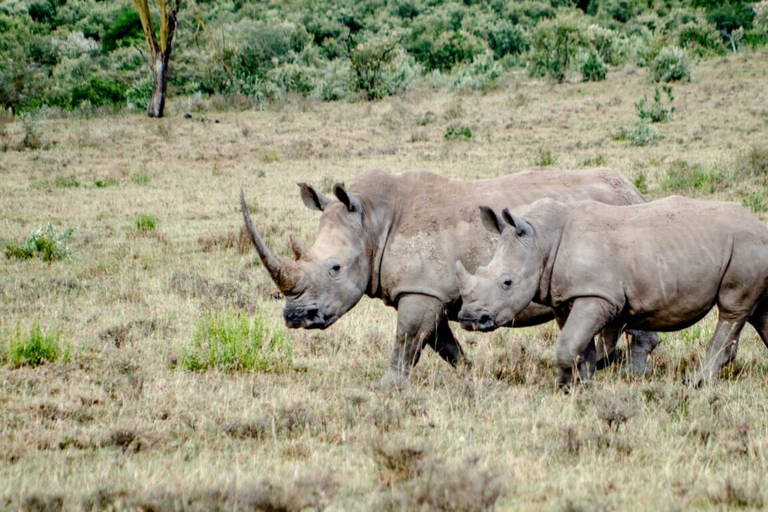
660 161 726 194
3 322 68 368
130 172 150 185
741 190 768 213
4 224 75 262
534 149 557 167
181 309 293 372
444 125 473 141
94 177 120 188
135 214 157 233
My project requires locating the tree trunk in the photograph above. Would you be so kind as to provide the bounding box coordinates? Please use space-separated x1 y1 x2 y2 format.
148 57 168 118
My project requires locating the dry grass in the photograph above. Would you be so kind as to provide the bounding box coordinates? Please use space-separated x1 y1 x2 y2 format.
2 51 768 510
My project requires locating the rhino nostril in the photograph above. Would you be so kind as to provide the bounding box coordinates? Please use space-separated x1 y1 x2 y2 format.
478 313 493 326
305 307 319 321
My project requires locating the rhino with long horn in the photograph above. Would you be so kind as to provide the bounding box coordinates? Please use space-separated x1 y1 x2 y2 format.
241 168 658 384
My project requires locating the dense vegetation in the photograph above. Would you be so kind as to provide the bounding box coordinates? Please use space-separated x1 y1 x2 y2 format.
1 0 767 114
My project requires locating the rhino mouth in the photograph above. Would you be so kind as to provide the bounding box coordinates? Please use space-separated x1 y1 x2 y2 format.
283 307 338 330
458 311 499 332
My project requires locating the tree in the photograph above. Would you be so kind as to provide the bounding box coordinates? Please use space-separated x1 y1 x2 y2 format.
131 0 182 118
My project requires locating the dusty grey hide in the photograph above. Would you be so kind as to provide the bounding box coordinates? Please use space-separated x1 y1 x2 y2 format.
242 168 655 383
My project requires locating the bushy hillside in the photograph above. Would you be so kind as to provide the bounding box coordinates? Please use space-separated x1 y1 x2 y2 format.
1 0 767 113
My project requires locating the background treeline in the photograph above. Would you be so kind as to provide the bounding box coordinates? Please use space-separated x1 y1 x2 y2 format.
1 0 767 114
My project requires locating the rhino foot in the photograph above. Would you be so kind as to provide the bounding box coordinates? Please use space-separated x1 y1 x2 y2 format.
374 371 409 393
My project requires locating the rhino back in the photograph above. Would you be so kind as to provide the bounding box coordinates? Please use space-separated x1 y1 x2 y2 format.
548 196 768 330
376 168 644 305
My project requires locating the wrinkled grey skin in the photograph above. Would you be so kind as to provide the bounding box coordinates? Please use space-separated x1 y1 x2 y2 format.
241 168 655 385
457 196 768 389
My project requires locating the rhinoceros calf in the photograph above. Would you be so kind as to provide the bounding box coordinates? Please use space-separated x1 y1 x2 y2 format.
241 168 655 384
456 195 768 388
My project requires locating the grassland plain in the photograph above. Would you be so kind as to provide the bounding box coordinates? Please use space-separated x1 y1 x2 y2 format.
1 49 768 511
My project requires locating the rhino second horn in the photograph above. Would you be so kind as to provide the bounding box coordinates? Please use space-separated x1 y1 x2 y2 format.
454 260 474 292
289 233 309 261
240 189 298 292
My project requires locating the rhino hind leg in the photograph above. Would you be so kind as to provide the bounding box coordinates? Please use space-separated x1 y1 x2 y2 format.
624 329 659 375
554 297 618 391
748 309 768 351
692 314 746 387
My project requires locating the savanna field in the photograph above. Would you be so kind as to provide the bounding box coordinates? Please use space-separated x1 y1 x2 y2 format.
4 16 768 511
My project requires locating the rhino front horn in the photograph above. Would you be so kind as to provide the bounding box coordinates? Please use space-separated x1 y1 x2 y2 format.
241 189 299 293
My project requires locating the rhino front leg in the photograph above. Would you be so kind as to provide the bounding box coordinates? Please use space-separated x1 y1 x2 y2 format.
555 297 617 390
692 314 746 386
382 294 465 385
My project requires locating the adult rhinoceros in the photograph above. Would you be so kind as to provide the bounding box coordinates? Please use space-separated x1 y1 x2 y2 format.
455 196 768 389
241 168 655 384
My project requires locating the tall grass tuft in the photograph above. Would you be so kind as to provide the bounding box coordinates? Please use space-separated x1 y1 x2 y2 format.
4 322 67 367
182 308 292 372
4 224 75 262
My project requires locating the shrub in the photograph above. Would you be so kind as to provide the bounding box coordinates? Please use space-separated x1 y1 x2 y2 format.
125 75 152 110
135 214 157 233
350 35 400 100
635 86 675 123
4 224 74 262
4 322 66 368
660 161 726 194
529 13 589 83
450 50 502 92
581 49 608 81
615 121 665 146
676 19 723 55
444 124 472 140
181 308 293 372
478 19 530 60
101 8 144 52
649 46 691 82
70 76 127 108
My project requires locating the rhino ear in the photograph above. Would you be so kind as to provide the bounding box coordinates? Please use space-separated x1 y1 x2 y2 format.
479 206 506 235
502 208 533 237
299 183 332 212
333 183 363 213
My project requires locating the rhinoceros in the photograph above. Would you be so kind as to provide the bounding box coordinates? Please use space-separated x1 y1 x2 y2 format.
455 195 768 388
241 168 656 384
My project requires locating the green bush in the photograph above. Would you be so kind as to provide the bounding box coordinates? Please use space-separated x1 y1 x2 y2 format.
70 76 127 108
635 86 675 123
649 46 691 82
135 214 157 233
101 8 143 52
450 50 502 92
581 50 608 81
444 124 472 140
660 161 726 194
181 308 293 372
529 13 589 83
4 322 66 367
350 35 400 100
5 224 74 262
676 19 723 55
130 172 150 185
615 120 665 146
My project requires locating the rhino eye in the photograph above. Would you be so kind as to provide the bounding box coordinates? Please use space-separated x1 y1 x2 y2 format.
329 261 341 276
500 275 513 291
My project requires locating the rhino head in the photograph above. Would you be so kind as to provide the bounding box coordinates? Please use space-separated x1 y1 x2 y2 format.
240 183 370 329
455 206 543 332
